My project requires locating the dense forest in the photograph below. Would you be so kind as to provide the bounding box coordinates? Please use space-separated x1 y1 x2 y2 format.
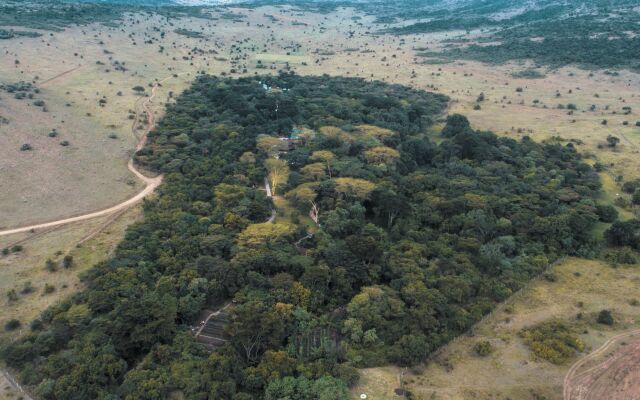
3 74 606 399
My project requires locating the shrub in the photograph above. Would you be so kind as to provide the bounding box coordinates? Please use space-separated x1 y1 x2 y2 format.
20 281 34 294
543 272 557 282
474 340 493 356
45 259 57 272
62 255 73 269
59 140 70 147
11 245 22 252
6 289 18 302
5 319 21 331
597 310 614 326
520 320 584 364
30 319 44 331
43 284 55 294
595 204 618 223
20 143 32 151
603 247 637 265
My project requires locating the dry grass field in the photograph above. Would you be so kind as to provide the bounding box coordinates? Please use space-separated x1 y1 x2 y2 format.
0 5 639 400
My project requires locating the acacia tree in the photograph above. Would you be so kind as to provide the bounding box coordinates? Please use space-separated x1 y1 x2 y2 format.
334 177 375 200
364 146 400 165
265 158 289 196
310 150 335 178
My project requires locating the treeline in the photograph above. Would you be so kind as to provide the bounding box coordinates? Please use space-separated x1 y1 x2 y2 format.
423 36 640 72
388 0 640 71
2 74 605 400
0 0 215 31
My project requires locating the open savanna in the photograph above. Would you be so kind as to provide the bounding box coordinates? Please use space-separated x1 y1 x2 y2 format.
352 257 640 400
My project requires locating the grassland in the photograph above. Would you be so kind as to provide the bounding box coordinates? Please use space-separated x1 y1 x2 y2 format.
352 258 640 400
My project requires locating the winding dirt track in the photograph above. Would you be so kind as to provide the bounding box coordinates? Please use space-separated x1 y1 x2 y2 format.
563 328 640 400
0 81 166 237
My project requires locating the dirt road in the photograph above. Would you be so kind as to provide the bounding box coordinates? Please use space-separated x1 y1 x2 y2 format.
0 81 164 237
563 328 640 400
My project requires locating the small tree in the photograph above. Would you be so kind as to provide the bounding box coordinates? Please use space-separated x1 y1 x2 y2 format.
45 259 57 272
606 135 620 148
597 309 614 326
62 255 73 269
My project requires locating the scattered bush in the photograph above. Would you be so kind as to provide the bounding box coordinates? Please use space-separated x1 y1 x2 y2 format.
43 284 55 294
20 143 32 151
5 319 21 331
62 255 73 269
45 259 57 272
474 340 494 356
6 289 18 302
597 310 614 326
20 281 34 295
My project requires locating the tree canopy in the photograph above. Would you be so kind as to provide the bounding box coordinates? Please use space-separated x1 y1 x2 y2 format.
2 74 603 400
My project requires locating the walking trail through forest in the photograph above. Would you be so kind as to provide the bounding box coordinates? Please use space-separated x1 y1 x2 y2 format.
0 76 174 237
